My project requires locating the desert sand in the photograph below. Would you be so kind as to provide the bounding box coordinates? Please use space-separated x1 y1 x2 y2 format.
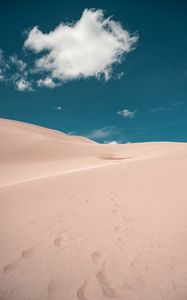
0 118 187 300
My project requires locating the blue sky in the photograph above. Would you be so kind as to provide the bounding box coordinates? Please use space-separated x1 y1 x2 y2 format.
0 0 187 143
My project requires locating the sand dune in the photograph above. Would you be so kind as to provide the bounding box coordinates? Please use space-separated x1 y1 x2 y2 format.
0 118 187 300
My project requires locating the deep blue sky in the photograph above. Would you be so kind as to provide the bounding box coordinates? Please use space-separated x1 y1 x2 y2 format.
0 0 187 143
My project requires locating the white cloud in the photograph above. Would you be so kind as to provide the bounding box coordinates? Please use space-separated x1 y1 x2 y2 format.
24 9 138 83
53 105 63 110
67 131 76 135
15 78 32 91
9 56 31 90
105 140 119 144
87 126 118 139
0 10 138 91
37 77 58 88
117 108 137 118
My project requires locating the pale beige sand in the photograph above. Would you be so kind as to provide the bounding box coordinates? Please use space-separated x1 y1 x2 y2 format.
0 118 187 300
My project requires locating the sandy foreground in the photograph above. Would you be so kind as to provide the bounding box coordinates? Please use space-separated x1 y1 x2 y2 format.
0 118 187 300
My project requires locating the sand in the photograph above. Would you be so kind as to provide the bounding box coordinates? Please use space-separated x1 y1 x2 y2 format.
0 118 187 300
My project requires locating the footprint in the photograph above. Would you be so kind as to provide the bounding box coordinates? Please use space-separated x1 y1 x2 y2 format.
21 247 35 259
0 289 14 300
114 226 121 232
77 279 89 300
3 248 35 274
117 237 124 248
96 267 118 299
96 263 132 299
91 251 101 264
3 261 18 274
47 279 57 300
54 237 62 247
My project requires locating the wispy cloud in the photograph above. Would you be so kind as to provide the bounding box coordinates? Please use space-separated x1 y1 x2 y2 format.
9 55 27 73
0 49 32 91
117 108 137 118
149 106 165 113
87 125 118 139
150 102 183 113
0 49 10 82
115 72 124 80
0 71 4 81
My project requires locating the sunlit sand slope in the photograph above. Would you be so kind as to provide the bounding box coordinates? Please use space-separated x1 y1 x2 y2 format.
0 118 187 300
